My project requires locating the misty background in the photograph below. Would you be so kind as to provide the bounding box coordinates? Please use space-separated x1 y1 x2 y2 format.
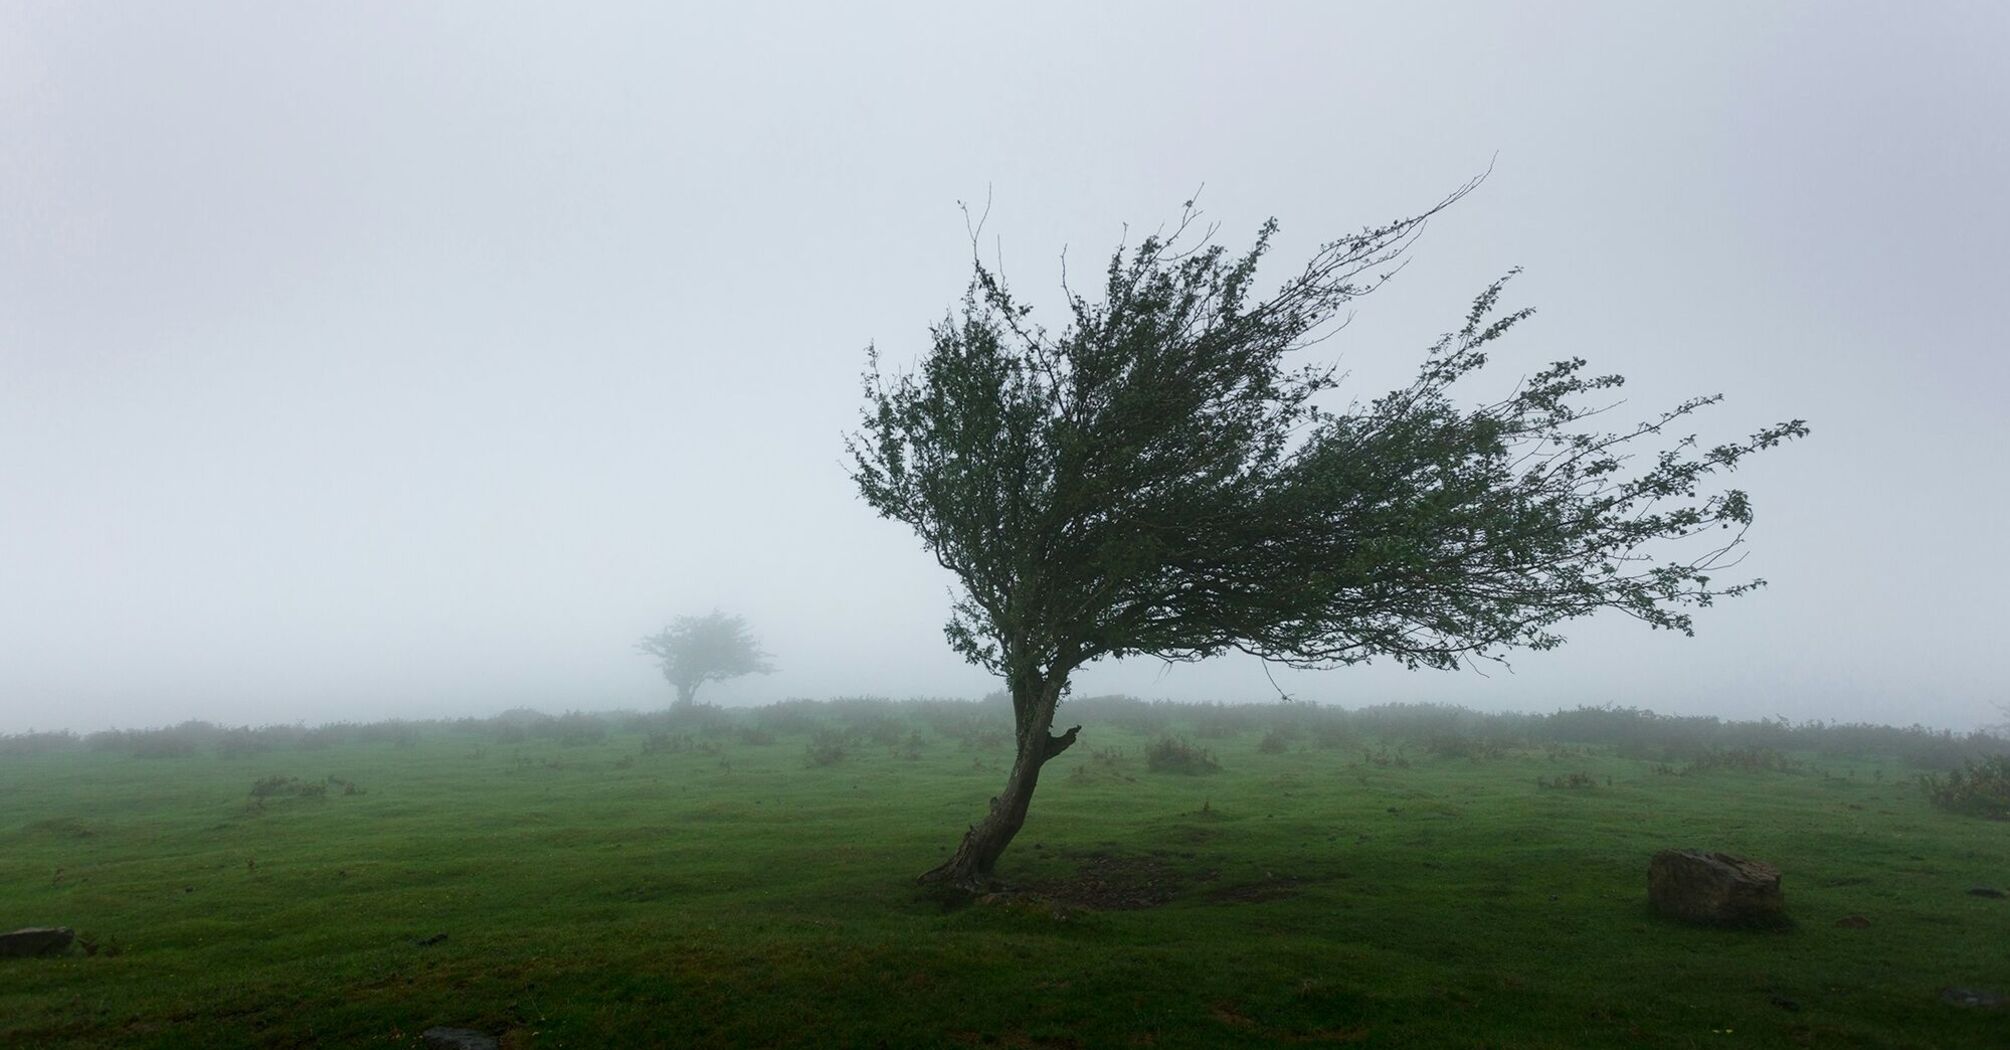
3 3 2005 734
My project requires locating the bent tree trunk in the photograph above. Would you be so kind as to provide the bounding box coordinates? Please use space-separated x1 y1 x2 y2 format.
920 677 1080 890
672 681 698 709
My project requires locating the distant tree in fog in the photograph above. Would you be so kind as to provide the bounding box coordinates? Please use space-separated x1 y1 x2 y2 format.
636 612 774 708
848 181 1807 889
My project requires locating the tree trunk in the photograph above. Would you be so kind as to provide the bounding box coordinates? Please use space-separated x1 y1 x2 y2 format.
672 681 698 709
920 677 1080 891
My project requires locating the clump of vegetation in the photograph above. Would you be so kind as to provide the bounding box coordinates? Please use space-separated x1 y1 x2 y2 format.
549 711 608 746
0 730 78 756
1257 729 1294 754
1070 746 1138 784
1311 724 1355 750
1537 771 1597 789
804 729 850 768
737 727 777 747
1682 746 1802 775
249 776 327 802
641 731 696 755
1146 737 1220 775
24 816 95 838
1361 744 1411 769
1426 733 1507 761
955 727 1009 752
1920 755 2010 819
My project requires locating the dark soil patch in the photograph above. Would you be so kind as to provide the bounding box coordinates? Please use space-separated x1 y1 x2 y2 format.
1204 874 1309 904
948 1029 1083 1048
1032 851 1185 910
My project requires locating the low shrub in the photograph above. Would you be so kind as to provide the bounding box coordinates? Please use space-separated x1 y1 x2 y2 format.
1427 733 1508 761
1920 755 2010 819
1311 724 1355 750
804 729 850 767
1146 736 1220 775
249 776 327 800
1361 744 1410 769
1683 746 1802 775
1070 746 1137 784
0 730 79 757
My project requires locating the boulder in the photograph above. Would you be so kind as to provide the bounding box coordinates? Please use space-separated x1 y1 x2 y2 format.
421 1028 498 1050
1648 850 1785 927
0 927 75 958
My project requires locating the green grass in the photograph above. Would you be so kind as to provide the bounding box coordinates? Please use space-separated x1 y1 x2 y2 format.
3 718 2006 1048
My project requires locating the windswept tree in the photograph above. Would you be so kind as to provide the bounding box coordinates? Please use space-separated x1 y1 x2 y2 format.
848 184 1806 889
636 612 775 708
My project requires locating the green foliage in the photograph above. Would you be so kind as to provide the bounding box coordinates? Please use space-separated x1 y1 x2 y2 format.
804 729 850 767
1145 736 1220 774
1425 733 1508 761
635 611 775 707
1920 755 2010 819
847 188 1804 877
849 188 1806 690
1680 746 1803 775
247 775 327 800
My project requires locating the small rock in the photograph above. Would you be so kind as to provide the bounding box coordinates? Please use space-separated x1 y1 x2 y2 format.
1835 914 1871 928
422 1026 499 1049
1648 850 1786 927
1967 887 2005 899
0 927 75 958
1939 987 2004 1009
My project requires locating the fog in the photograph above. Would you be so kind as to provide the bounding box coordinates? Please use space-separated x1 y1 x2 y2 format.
4 3 2006 734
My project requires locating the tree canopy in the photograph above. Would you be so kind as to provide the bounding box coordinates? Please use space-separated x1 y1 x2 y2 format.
635 611 775 709
849 187 1806 887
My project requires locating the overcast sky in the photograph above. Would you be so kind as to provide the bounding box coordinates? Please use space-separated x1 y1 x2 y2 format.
4 2 2006 734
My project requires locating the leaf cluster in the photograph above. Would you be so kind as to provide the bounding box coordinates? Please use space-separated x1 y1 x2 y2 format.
636 611 776 692
848 187 1806 685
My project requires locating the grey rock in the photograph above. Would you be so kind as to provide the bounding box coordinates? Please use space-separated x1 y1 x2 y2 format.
421 1027 498 1050
1648 850 1786 927
0 927 75 958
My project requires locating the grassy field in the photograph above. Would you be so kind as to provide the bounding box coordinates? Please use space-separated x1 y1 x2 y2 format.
2 703 2006 1048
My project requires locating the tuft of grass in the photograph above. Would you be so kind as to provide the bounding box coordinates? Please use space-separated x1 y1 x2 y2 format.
1145 736 1220 774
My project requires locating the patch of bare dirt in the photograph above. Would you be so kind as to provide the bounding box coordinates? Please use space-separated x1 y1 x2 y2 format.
948 1030 1084 1048
1032 851 1186 910
1203 873 1308 904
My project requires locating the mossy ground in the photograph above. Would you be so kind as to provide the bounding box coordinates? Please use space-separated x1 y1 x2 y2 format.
2 717 2005 1047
